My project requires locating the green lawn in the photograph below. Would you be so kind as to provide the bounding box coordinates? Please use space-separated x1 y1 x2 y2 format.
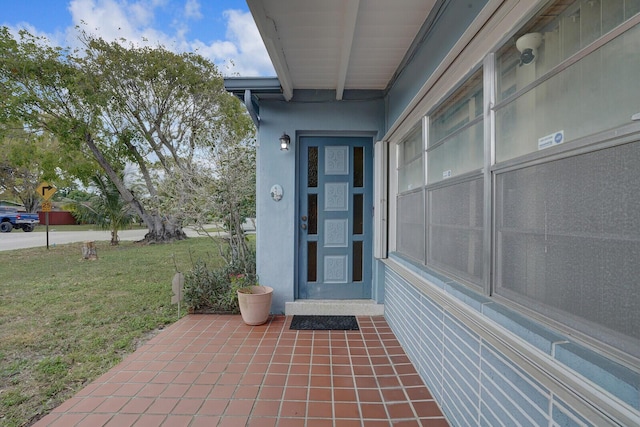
0 237 225 427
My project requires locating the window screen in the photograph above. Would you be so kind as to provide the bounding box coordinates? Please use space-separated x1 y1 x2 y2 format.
397 190 425 263
428 178 484 286
496 141 640 354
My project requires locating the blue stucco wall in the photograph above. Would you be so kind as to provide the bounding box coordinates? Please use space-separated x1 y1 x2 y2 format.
255 96 384 314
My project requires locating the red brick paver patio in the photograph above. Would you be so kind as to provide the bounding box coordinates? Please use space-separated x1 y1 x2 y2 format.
36 315 448 426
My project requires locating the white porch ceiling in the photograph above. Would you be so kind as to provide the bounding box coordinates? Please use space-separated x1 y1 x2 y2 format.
247 0 438 100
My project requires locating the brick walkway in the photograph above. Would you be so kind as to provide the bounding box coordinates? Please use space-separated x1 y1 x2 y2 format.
35 315 448 426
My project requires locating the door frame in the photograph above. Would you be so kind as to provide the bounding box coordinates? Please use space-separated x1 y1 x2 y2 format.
294 131 377 300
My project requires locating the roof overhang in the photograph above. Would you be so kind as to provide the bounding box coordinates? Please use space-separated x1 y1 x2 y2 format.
245 0 441 101
224 77 284 127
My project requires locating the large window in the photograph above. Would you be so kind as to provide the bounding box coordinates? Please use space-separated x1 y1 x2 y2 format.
493 0 640 357
395 69 485 287
393 0 640 358
495 0 640 162
396 126 424 262
427 69 484 286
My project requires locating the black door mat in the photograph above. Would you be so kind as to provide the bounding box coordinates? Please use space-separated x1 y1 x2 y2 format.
290 315 359 330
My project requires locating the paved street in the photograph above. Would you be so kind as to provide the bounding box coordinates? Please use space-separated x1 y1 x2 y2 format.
0 226 210 252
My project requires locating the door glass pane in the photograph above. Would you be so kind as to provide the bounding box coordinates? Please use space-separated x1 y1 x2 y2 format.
353 194 363 235
308 146 318 187
308 194 317 235
354 146 364 187
308 242 317 282
353 241 363 282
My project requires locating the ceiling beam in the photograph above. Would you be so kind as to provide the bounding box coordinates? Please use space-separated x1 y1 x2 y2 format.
335 0 360 100
244 90 260 128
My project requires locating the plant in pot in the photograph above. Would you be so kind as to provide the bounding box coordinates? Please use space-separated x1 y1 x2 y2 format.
231 274 273 325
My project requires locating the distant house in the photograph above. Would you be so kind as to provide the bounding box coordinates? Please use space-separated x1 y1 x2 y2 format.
226 1 640 425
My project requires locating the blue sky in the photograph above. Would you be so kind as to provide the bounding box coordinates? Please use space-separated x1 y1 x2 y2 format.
0 0 275 76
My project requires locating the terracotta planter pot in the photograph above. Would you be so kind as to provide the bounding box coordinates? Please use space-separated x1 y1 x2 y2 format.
237 286 273 325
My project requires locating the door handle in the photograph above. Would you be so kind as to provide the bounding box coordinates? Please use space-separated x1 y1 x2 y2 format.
301 215 308 221
301 224 307 230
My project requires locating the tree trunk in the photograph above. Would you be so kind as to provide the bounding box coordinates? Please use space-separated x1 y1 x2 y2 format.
82 241 98 260
141 216 187 243
225 206 250 269
110 229 119 246
22 193 39 213
84 132 187 244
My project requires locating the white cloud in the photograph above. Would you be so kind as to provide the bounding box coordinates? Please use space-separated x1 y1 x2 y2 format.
5 0 274 77
62 0 273 76
219 9 274 76
190 10 274 77
184 0 202 20
66 0 175 48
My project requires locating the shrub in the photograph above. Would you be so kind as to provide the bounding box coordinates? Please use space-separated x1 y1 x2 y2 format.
183 248 257 313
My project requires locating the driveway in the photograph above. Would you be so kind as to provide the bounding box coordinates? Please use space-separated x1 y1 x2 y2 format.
0 226 211 252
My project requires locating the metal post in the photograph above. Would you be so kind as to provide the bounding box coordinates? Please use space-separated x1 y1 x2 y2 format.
46 211 50 250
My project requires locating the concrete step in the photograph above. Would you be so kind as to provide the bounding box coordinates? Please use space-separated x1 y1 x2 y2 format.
285 300 384 316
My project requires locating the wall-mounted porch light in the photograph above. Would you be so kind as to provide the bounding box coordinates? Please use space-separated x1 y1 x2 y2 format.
279 132 291 151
